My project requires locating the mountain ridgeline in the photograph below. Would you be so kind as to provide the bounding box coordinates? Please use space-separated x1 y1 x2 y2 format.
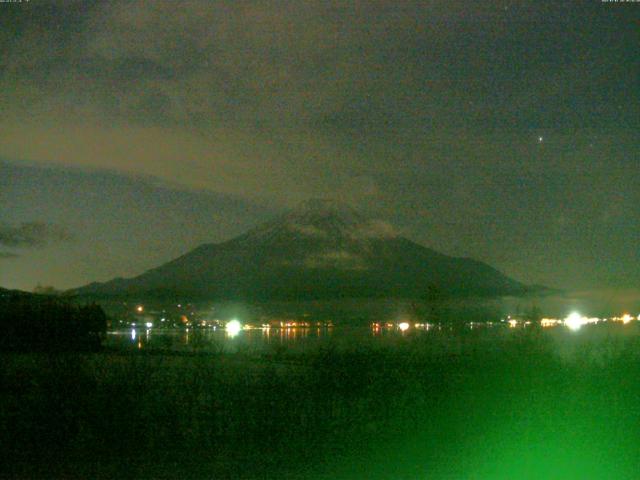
72 200 528 301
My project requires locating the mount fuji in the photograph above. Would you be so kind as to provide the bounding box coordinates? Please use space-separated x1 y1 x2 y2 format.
71 199 528 301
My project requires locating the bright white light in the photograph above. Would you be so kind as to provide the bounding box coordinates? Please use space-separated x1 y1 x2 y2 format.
565 312 585 331
226 319 242 337
145 322 153 328
131 329 136 340
621 314 633 325
508 319 518 328
398 322 410 332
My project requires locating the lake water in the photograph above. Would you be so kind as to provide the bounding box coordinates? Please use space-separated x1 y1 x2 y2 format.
10 321 640 479
106 325 404 353
105 321 640 355
106 325 340 353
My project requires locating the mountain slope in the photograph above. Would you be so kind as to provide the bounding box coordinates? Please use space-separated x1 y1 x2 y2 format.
71 199 528 300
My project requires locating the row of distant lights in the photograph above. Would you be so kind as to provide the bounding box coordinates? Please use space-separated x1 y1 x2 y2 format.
133 309 328 339
130 319 242 338
136 305 243 335
508 313 639 331
135 305 638 334
135 305 244 337
565 312 637 331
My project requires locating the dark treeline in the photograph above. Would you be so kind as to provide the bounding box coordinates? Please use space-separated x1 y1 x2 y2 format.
0 290 107 351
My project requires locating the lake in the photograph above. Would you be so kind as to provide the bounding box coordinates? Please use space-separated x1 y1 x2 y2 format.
105 320 640 357
4 320 640 479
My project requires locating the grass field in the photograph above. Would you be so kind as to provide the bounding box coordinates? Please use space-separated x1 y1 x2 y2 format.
2 326 640 479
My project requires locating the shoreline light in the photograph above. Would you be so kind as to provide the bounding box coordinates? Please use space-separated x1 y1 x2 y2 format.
565 312 585 331
564 312 600 331
226 319 242 337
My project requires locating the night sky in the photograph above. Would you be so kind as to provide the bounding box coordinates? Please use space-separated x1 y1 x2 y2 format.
1 1 638 308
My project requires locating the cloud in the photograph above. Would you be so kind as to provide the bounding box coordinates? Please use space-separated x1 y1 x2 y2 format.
351 220 397 240
0 0 637 294
0 1 633 213
0 0 552 205
288 223 327 238
304 250 368 270
0 222 70 248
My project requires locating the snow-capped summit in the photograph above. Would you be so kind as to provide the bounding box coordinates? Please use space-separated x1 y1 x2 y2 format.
241 198 396 244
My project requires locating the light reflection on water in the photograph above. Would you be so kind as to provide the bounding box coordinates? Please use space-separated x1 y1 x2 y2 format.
106 326 340 352
106 324 431 353
105 321 640 354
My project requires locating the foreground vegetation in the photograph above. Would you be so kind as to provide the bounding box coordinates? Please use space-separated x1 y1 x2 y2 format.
1 327 640 479
0 291 106 352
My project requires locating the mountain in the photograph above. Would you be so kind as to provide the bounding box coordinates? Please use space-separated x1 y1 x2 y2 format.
70 199 528 300
0 287 32 298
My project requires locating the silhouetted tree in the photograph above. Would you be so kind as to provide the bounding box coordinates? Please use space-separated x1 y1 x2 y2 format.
525 304 543 329
424 283 448 324
0 292 107 351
